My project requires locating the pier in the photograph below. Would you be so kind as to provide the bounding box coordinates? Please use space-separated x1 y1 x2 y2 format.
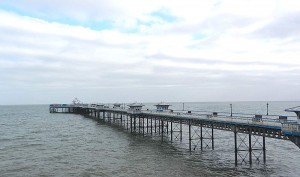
49 102 300 166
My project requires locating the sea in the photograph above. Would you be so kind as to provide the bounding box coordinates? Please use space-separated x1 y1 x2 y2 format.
1 101 300 177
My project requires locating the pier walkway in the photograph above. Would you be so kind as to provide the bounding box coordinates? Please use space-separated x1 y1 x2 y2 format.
49 103 300 166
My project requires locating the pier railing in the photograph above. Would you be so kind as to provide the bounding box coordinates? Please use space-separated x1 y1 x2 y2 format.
282 123 300 134
141 109 285 128
49 104 300 134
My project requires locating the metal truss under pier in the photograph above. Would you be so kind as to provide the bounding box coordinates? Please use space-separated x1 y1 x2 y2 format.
49 105 300 166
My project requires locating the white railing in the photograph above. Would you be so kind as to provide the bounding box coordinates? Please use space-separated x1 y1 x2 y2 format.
282 123 300 132
50 104 75 107
50 104 299 131
140 110 285 128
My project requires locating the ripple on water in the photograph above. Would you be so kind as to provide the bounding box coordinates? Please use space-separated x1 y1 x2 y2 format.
1 104 300 177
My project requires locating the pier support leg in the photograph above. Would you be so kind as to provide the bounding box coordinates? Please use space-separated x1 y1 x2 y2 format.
161 120 164 142
189 121 192 152
234 130 238 166
134 116 136 133
155 118 157 134
170 121 173 142
120 114 122 125
158 119 161 135
150 117 153 135
138 117 141 134
201 124 203 151
263 130 266 164
130 116 133 133
146 118 149 135
180 121 182 142
249 129 252 165
212 124 214 150
234 127 265 166
166 121 169 135
143 117 145 136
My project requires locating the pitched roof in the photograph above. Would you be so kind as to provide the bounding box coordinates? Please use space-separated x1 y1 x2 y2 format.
285 106 300 113
154 102 171 106
127 103 145 107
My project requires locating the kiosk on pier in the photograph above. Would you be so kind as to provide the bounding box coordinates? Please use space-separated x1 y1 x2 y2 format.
154 102 171 112
113 103 122 109
127 103 144 113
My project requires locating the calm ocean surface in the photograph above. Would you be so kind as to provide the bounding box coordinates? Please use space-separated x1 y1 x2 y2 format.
1 101 300 177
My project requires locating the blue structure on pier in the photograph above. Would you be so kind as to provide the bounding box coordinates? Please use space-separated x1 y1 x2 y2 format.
283 106 300 146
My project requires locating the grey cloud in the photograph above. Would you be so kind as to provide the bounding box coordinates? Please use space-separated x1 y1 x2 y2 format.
251 11 300 39
146 53 296 68
0 26 135 59
199 13 255 32
1 7 300 104
168 13 254 35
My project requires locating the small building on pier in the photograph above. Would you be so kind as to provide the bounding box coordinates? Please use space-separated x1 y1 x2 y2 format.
89 103 97 108
127 103 144 113
285 106 300 124
113 103 122 109
96 104 105 109
154 102 171 112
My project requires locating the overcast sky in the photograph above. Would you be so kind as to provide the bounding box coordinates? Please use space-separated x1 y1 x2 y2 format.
0 0 300 105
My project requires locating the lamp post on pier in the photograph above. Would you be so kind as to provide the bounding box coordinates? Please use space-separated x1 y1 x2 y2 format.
230 104 232 117
267 103 269 116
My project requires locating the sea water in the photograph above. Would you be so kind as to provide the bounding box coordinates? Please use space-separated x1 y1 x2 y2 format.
0 101 300 177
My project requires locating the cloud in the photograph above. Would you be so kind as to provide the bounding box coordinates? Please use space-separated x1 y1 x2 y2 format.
251 11 300 39
1 1 300 104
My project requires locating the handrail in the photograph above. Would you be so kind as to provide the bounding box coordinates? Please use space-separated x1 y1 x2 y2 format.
50 104 300 133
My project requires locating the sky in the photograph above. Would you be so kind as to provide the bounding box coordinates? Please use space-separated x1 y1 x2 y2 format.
0 0 300 105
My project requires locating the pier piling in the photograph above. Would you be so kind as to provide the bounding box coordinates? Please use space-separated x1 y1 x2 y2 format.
49 103 300 166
